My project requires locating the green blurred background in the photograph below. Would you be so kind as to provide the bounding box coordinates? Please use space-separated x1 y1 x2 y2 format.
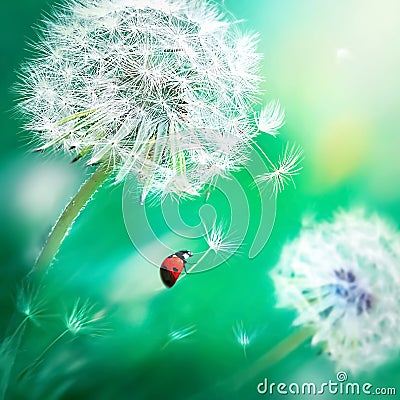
1 0 399 399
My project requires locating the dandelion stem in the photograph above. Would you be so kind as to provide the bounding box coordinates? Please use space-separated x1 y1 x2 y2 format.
250 138 276 169
31 162 112 273
0 324 27 400
6 316 30 344
238 326 315 387
252 326 314 369
18 329 69 381
174 248 212 286
161 341 170 351
186 248 212 275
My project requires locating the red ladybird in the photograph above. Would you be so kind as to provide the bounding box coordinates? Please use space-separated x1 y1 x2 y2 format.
160 250 193 288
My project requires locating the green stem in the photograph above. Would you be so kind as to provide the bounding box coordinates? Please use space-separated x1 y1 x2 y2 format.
31 163 112 274
0 323 27 400
237 326 316 388
250 138 276 169
6 316 29 344
186 248 211 275
1 162 111 395
253 326 315 368
18 329 69 381
174 248 212 287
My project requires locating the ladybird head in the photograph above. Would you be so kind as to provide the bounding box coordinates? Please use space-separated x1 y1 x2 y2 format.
176 250 193 260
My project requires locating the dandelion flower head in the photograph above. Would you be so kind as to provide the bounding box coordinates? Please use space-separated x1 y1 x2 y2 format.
17 0 263 201
271 209 400 373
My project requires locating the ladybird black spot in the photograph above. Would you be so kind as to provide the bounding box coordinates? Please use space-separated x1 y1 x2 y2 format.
173 267 179 272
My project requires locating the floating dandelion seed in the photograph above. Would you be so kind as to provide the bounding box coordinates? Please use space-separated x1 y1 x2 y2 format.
16 0 267 201
18 299 108 381
204 222 240 256
174 221 239 282
0 284 49 395
64 299 108 337
16 283 47 327
256 101 285 137
189 222 240 272
163 325 197 349
233 321 254 358
255 144 303 196
270 209 400 374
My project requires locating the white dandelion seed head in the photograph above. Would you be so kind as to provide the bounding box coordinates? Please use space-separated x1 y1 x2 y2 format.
255 144 303 196
256 100 285 136
17 0 264 201
64 299 108 337
270 209 400 374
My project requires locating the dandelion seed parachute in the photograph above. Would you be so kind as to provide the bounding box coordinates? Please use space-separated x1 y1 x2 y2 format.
255 144 303 196
17 0 265 201
16 283 46 326
64 298 108 337
270 209 400 374
204 222 240 255
256 101 285 137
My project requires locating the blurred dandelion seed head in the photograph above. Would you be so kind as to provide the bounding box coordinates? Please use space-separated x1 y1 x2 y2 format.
16 284 46 325
233 323 250 347
233 321 255 358
271 209 400 373
16 0 268 201
167 325 197 342
162 325 196 350
64 299 108 337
